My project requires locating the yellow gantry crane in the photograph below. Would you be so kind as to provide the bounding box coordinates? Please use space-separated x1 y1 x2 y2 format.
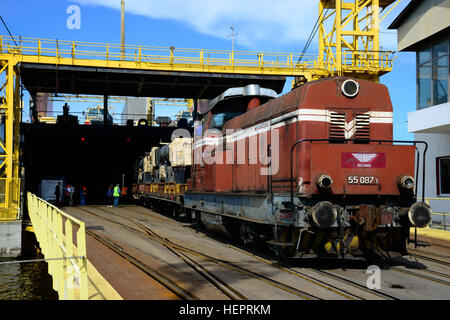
295 0 402 85
0 0 401 218
0 56 21 218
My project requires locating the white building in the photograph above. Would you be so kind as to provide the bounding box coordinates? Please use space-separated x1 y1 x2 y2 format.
389 0 450 218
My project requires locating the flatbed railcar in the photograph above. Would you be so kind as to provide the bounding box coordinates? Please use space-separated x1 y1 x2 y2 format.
133 77 432 259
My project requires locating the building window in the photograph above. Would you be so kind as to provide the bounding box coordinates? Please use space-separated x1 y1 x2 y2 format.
417 35 449 109
437 156 450 195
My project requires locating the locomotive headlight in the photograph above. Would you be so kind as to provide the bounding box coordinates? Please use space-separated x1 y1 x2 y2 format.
317 174 333 189
408 202 432 228
398 175 415 190
309 201 338 228
341 79 359 98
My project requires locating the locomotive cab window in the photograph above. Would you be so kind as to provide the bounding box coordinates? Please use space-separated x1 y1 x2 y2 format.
209 102 246 130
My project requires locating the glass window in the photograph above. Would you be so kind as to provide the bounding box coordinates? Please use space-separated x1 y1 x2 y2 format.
439 157 450 195
433 39 447 59
416 36 449 109
418 64 432 109
418 46 431 64
433 56 449 105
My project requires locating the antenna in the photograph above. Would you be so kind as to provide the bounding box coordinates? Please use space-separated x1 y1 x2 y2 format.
227 26 238 52
121 0 125 60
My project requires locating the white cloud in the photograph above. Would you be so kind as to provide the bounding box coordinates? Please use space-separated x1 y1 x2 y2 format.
73 0 404 51
73 0 318 48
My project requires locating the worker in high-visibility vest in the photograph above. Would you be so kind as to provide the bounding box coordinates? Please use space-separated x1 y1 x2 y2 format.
113 184 121 208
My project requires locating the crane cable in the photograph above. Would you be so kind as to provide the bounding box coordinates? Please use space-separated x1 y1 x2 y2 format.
0 16 19 48
297 0 330 64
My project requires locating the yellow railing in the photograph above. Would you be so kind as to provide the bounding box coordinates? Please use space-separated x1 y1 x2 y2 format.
0 178 21 220
342 50 394 72
0 35 394 77
426 197 450 231
27 192 88 300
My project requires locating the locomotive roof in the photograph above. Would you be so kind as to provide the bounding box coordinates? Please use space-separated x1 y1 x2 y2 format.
203 84 278 115
222 77 392 132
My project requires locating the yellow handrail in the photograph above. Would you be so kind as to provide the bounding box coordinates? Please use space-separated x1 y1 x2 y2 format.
425 197 450 216
0 35 394 75
27 192 88 300
426 197 450 230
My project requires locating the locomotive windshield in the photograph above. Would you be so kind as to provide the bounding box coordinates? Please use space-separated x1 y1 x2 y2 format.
209 102 246 130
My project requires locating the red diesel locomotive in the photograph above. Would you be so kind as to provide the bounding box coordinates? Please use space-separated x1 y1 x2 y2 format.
182 77 431 258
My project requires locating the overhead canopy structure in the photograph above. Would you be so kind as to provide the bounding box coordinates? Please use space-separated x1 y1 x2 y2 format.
19 63 286 99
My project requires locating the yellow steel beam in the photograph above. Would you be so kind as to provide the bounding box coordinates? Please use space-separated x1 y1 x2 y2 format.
0 52 319 77
0 56 21 219
311 0 398 87
0 33 393 82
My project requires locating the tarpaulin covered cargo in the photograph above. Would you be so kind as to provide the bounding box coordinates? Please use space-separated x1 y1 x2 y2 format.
169 138 192 167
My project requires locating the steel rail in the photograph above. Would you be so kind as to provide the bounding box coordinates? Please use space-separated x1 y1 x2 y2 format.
388 265 450 286
85 228 199 300
121 206 377 300
134 204 450 298
78 206 318 300
224 242 398 300
370 255 450 287
160 240 319 300
408 251 450 268
74 207 247 300
130 205 391 300
102 208 320 299
96 206 316 299
303 268 399 300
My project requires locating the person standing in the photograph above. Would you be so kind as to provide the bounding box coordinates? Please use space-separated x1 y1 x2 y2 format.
54 182 61 206
80 185 87 205
67 184 75 206
113 184 121 208
106 185 114 207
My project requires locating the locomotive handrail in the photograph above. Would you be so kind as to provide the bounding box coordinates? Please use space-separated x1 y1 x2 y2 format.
289 139 428 205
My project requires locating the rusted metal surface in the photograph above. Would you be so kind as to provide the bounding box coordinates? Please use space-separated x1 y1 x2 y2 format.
308 143 415 196
192 77 402 197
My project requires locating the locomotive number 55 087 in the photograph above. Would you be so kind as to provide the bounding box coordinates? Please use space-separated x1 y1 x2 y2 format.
347 176 379 185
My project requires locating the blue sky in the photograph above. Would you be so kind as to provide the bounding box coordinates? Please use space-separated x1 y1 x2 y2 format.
2 0 415 140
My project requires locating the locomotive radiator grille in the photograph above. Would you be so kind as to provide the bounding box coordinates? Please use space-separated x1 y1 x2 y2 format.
329 111 371 140
354 113 370 140
329 111 346 139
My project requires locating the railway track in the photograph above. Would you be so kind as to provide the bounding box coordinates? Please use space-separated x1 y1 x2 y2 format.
76 207 247 300
159 208 450 298
85 228 199 300
391 253 450 282
122 205 450 299
111 207 397 300
221 242 399 300
75 207 322 300
176 211 450 294
85 206 405 299
74 206 450 299
408 251 450 268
